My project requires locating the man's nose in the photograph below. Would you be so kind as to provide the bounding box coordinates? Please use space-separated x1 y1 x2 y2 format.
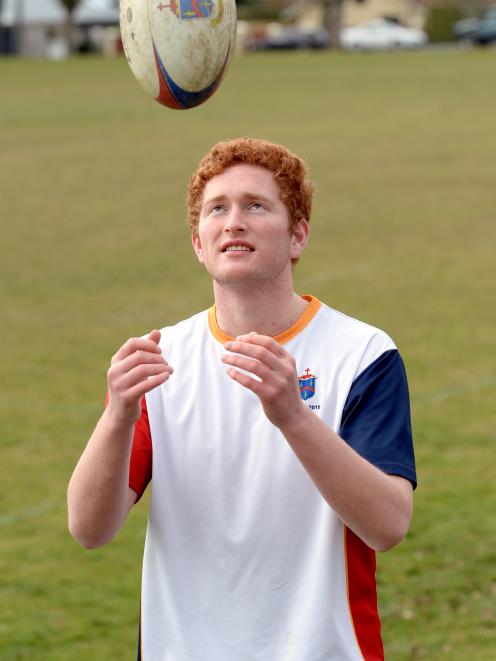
224 206 246 232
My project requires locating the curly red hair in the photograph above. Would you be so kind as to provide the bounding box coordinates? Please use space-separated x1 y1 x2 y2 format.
188 137 314 234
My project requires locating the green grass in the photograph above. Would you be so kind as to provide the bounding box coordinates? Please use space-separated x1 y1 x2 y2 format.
1 50 495 659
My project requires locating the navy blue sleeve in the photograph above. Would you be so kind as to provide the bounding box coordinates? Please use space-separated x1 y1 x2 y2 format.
340 349 417 488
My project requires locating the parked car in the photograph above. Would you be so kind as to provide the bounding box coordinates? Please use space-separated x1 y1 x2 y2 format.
246 26 330 51
341 18 428 51
453 6 496 45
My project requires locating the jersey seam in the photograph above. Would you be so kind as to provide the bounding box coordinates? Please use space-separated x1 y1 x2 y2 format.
351 349 398 387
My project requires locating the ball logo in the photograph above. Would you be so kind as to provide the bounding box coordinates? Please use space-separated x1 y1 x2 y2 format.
299 368 317 401
157 0 214 20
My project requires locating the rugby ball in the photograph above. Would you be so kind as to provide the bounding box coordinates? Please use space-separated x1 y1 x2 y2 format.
119 0 236 110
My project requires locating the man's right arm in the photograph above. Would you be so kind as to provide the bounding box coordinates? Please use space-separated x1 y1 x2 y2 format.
67 330 172 549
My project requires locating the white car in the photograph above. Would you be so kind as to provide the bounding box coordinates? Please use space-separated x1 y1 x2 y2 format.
341 18 428 51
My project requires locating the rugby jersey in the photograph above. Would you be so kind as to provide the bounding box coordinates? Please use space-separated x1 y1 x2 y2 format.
129 295 415 660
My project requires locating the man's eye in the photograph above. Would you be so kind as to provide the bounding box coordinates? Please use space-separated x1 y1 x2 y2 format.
249 202 264 210
211 205 225 214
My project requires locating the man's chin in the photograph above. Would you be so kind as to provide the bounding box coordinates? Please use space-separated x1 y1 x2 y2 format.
207 265 252 283
207 258 291 290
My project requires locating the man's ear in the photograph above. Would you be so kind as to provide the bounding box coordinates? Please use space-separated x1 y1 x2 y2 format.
290 219 309 261
191 232 204 263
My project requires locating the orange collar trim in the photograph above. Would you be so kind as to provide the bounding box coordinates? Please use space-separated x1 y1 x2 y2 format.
208 295 321 345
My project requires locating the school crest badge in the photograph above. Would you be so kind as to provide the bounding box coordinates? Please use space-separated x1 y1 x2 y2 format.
299 368 317 401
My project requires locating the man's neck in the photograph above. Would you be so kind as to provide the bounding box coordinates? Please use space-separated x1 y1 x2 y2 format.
213 283 308 339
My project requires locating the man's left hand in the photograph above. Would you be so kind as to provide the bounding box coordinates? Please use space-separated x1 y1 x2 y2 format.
222 333 305 429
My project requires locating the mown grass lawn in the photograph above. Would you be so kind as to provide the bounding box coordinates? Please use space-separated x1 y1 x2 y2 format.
1 49 495 659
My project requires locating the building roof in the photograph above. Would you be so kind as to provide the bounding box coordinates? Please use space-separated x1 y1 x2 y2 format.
1 0 67 26
73 0 119 26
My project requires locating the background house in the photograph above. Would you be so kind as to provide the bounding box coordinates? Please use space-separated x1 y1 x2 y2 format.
344 0 425 28
286 0 426 31
0 0 67 56
0 0 119 56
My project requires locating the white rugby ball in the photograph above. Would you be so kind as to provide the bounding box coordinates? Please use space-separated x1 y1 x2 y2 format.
120 0 236 109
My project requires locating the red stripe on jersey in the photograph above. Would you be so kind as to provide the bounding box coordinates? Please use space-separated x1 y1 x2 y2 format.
129 397 153 499
104 394 152 500
345 527 384 660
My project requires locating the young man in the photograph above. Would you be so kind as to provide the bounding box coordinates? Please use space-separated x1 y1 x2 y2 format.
68 137 416 660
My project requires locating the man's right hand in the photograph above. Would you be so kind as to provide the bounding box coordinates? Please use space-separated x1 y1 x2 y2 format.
106 329 173 426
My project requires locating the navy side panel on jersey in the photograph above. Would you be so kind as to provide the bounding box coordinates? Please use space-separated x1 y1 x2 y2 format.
340 349 417 488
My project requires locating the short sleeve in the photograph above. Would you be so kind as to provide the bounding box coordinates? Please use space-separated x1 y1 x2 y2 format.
339 349 417 488
104 394 152 500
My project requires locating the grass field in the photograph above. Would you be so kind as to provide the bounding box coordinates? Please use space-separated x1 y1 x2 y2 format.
1 49 495 659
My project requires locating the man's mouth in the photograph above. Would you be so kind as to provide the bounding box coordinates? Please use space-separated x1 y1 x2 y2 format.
221 242 254 253
224 245 252 252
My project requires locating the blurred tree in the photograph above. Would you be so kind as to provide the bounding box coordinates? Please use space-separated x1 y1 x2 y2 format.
458 0 492 15
321 0 365 48
236 0 286 21
425 0 493 17
425 3 463 41
60 0 79 51
321 0 343 47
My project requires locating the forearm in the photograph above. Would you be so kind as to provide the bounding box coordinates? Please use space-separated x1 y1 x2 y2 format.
221 333 413 551
281 406 413 552
67 408 136 549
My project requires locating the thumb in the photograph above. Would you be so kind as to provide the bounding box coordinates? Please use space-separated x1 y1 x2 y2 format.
147 329 161 346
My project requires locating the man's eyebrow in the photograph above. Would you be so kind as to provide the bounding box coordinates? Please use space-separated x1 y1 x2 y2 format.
243 192 272 204
202 194 228 207
201 191 275 210
204 192 272 203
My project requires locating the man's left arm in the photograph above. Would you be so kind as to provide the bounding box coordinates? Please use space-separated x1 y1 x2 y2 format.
222 333 413 553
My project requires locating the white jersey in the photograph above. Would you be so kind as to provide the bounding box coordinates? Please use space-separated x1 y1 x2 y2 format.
138 295 415 660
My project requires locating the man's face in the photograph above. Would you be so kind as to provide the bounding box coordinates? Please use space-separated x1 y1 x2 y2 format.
192 164 308 289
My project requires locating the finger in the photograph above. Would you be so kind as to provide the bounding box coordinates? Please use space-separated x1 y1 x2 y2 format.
224 339 281 370
114 349 169 375
221 353 268 381
234 333 286 358
108 352 168 390
126 370 172 401
116 363 173 393
112 335 163 363
226 366 264 395
147 329 161 345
